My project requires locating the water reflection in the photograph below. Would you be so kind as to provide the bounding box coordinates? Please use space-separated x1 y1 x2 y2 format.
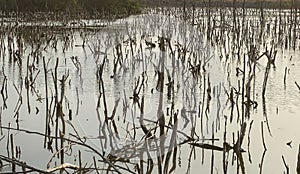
1 6 300 174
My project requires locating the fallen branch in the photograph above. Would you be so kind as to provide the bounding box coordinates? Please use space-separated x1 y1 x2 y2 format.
189 143 224 151
0 126 127 174
0 155 49 173
47 163 79 173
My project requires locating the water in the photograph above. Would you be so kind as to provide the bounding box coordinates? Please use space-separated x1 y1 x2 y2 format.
1 7 300 173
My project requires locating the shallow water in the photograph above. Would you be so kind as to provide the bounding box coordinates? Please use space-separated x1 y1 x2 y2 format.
1 7 300 173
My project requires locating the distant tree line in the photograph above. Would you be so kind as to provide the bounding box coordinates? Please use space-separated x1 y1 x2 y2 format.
0 0 140 15
140 0 297 9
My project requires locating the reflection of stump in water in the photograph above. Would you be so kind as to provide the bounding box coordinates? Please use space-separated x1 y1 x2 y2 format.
145 40 156 49
295 81 300 91
156 71 164 92
166 80 174 100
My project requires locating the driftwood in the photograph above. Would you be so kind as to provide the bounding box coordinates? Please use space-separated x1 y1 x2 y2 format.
47 163 79 173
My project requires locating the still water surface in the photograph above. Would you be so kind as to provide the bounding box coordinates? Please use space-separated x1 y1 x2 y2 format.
1 7 300 173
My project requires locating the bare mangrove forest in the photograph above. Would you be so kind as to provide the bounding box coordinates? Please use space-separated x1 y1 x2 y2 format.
1 0 300 173
0 0 141 19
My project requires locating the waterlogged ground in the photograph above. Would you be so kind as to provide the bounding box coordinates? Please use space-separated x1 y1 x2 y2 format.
1 7 300 173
